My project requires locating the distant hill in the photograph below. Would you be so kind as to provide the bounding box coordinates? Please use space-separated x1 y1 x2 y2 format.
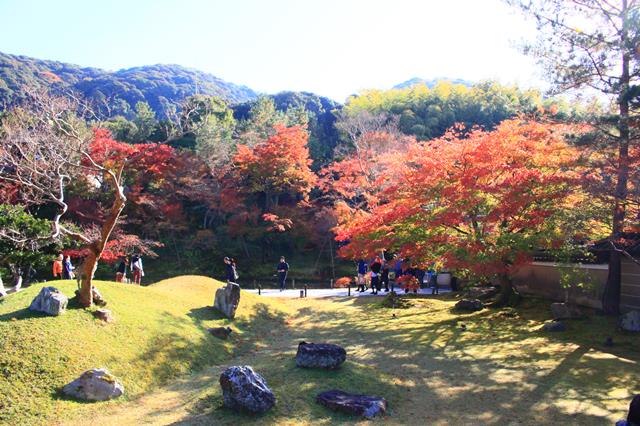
0 52 258 118
393 77 474 89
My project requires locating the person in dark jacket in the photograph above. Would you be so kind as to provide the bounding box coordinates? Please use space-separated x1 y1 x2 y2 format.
62 255 74 280
370 257 382 294
277 256 289 291
115 258 128 282
381 264 390 292
224 257 235 283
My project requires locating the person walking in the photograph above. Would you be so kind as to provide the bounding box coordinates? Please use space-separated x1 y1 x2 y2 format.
356 259 368 292
62 255 74 280
130 255 144 285
277 256 289 291
369 256 382 295
52 254 63 279
116 258 128 282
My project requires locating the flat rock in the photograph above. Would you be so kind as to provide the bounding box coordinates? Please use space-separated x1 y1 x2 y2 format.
620 311 640 332
29 286 68 316
219 365 275 414
541 320 566 332
208 326 232 339
62 368 124 401
93 309 114 323
454 299 484 312
316 390 387 419
550 302 581 320
214 283 241 319
296 341 346 369
466 286 498 300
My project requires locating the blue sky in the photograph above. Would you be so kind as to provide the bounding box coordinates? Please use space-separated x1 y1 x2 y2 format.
0 0 542 101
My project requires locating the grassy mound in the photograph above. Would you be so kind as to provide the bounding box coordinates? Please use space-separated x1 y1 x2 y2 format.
0 276 291 425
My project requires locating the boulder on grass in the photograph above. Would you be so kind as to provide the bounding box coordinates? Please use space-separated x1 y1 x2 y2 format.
214 283 241 319
619 310 640 332
316 390 387 419
208 326 232 339
466 286 499 300
93 309 114 323
550 302 581 320
296 341 346 369
541 320 566 332
62 368 124 401
454 299 484 312
29 286 67 316
219 366 275 414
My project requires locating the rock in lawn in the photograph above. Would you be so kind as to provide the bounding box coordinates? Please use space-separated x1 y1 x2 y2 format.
93 309 114 323
454 299 484 312
208 326 232 339
296 341 346 369
219 366 275 414
550 302 581 320
541 320 566 332
316 390 387 419
214 283 241 319
619 310 640 332
62 368 124 401
29 286 68 316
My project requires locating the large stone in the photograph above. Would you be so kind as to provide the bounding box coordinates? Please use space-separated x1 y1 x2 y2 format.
62 368 124 401
316 390 387 419
208 326 232 339
214 283 241 319
296 341 346 369
454 299 484 312
620 311 640 332
29 286 68 316
550 302 581 320
541 320 566 332
219 366 275 414
466 286 498 300
93 309 115 323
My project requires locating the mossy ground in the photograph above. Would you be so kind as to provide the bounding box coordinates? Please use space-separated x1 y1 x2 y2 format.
1 278 639 425
0 276 290 425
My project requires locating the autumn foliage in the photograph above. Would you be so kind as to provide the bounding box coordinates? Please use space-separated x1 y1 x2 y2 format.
334 119 583 289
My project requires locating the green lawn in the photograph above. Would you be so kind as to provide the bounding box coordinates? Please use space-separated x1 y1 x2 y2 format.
0 276 291 425
1 278 639 425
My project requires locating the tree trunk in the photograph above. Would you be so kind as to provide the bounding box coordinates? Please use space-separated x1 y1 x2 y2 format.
602 4 631 315
78 250 98 307
76 178 126 307
495 274 516 307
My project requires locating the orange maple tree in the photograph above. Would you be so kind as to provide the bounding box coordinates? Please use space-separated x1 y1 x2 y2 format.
335 119 584 303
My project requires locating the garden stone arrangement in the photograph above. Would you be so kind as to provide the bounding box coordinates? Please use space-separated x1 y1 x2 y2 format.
295 341 346 369
214 282 241 319
620 310 640 332
29 286 68 316
219 365 276 414
62 368 124 401
316 390 387 419
454 298 484 312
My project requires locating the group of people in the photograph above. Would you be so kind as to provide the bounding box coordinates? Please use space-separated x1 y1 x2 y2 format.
223 255 290 291
52 254 74 280
52 253 145 285
356 256 438 294
115 255 145 285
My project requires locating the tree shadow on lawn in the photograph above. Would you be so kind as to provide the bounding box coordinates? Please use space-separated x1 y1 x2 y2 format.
125 302 290 389
177 358 407 425
286 301 635 424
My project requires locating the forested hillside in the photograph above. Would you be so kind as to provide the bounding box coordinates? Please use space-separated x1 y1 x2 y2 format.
0 52 257 117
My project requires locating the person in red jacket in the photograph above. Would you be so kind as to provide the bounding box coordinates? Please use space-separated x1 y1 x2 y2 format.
52 253 64 279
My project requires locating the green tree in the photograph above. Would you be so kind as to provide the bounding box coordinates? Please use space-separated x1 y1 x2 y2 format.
508 0 640 314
